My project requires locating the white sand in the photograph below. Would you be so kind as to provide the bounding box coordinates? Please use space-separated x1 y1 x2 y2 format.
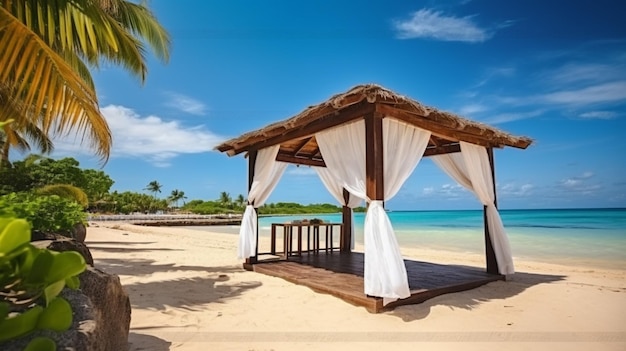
85 223 626 351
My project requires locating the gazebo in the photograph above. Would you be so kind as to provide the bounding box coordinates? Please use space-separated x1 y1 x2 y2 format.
216 84 532 312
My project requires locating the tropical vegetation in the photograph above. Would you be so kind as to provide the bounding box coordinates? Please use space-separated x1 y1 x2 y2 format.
0 217 86 350
0 154 357 217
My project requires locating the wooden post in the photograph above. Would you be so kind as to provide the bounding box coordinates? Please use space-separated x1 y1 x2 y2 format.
484 147 500 274
245 150 258 268
365 112 384 204
341 188 352 252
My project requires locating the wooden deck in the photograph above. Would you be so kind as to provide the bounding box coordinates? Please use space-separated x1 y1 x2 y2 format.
251 252 504 313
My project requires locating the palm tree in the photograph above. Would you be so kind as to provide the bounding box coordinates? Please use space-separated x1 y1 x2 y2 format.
0 0 171 163
219 191 232 208
168 189 186 208
0 119 53 166
236 194 246 208
144 180 162 198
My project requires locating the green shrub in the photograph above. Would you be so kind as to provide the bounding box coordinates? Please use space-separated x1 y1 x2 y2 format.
0 193 86 236
0 217 86 350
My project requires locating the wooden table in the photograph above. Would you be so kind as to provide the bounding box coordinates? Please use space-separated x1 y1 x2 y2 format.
270 223 343 259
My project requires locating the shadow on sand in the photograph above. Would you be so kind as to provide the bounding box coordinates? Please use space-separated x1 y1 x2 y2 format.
387 270 566 321
124 272 262 311
89 243 262 311
128 332 171 351
86 240 181 254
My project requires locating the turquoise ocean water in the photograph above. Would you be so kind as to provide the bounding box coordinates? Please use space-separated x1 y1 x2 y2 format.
187 208 626 269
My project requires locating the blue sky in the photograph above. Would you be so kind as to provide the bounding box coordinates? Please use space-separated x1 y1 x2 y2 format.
47 0 626 210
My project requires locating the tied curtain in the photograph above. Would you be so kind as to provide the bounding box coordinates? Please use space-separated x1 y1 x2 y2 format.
316 118 431 302
238 145 288 259
431 141 514 275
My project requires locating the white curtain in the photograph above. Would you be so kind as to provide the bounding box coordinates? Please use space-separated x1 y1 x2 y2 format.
316 118 431 303
369 119 431 303
316 120 368 198
431 142 514 275
314 166 362 208
314 166 362 249
238 145 288 259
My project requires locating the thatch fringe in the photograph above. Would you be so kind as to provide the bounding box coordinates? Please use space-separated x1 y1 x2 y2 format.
217 84 532 155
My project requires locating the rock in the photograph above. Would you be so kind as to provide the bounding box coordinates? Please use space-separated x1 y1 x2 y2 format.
0 289 96 351
1 252 130 350
30 222 86 242
49 239 94 266
72 223 87 242
4 267 132 351
78 267 131 351
30 230 61 241
32 238 94 266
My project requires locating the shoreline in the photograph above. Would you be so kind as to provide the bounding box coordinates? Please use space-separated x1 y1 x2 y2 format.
175 223 626 271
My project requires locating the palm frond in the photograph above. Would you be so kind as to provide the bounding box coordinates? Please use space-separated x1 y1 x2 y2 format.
110 0 171 63
36 183 89 207
0 6 112 162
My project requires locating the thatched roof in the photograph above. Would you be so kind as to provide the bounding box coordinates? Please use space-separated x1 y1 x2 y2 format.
216 84 532 167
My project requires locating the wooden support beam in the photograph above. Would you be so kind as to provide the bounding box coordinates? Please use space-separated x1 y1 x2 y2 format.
365 112 384 201
423 143 461 157
376 104 518 149
275 153 325 167
341 188 352 252
484 147 499 274
244 150 258 269
293 137 312 156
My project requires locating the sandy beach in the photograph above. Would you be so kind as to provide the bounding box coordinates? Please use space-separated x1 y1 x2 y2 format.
85 222 626 351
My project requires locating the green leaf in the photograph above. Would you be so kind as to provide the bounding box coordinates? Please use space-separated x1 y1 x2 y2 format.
45 251 86 284
37 297 72 331
17 246 40 276
65 275 80 290
0 218 31 256
24 337 57 351
43 280 66 304
0 302 8 320
25 249 54 284
0 306 43 342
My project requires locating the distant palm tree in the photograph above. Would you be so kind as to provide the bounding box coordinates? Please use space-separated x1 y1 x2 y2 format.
236 194 246 208
168 189 186 208
144 180 162 198
219 191 232 208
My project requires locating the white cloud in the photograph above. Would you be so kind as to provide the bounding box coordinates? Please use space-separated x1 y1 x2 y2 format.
548 62 626 85
459 103 489 116
541 81 626 106
393 9 495 43
459 47 626 119
483 109 545 124
165 93 207 115
52 105 225 167
580 171 594 179
286 166 317 176
422 183 467 198
562 179 581 187
473 67 517 88
579 111 618 119
500 183 534 196
560 171 598 194
484 80 626 112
